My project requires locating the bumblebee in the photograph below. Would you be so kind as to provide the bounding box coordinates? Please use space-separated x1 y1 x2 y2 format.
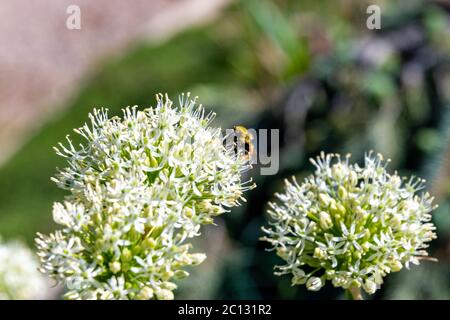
233 125 255 161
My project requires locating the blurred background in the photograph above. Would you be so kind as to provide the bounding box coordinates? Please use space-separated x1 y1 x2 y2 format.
0 0 449 299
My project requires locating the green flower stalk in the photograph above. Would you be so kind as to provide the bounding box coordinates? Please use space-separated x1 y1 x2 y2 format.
0 237 47 299
261 152 437 298
36 93 255 300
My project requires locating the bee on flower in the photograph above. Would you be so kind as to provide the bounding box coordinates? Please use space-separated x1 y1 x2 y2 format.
232 125 255 162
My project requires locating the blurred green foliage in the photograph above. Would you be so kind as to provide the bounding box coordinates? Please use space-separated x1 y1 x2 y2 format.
0 0 449 299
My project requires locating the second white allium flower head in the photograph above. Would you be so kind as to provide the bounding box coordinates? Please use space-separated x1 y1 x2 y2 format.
261 152 437 295
36 93 254 300
0 237 48 300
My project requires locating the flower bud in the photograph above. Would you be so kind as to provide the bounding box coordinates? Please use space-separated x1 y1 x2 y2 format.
306 277 323 291
136 286 154 300
319 211 333 230
349 170 358 186
332 164 345 180
142 237 157 249
353 251 362 260
198 200 213 213
190 253 207 265
349 279 361 288
336 203 346 215
155 288 174 300
388 260 403 272
318 193 331 207
325 270 335 279
276 247 289 260
313 247 326 259
121 248 132 262
109 261 121 274
355 206 367 220
313 247 325 259
338 186 348 199
363 279 377 294
174 270 189 280
292 268 307 285
332 275 348 288
95 255 104 264
212 205 226 216
391 214 402 228
183 207 194 218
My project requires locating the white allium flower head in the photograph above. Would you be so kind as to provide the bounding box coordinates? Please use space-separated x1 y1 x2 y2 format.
0 237 47 299
261 152 437 295
36 93 255 300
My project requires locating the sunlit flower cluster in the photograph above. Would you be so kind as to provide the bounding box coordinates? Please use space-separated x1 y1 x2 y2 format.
36 93 254 300
0 237 47 299
261 152 437 295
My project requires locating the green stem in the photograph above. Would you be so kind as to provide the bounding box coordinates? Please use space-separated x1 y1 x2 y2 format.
346 287 363 300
